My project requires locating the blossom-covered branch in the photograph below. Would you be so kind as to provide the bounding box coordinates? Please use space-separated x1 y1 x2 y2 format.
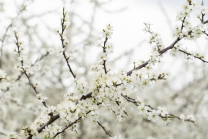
57 8 76 78
14 31 48 108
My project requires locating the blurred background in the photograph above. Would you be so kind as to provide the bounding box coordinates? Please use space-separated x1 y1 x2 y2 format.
0 0 208 139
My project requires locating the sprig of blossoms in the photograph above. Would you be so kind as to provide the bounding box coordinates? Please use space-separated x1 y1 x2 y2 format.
122 94 194 124
98 24 114 74
103 24 113 38
57 7 76 78
14 31 48 108
180 114 195 122
137 103 167 123
197 2 208 22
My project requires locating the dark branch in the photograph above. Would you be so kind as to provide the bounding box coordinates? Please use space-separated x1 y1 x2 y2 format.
53 111 91 138
97 121 112 137
121 94 195 124
59 8 76 78
103 37 108 74
178 49 208 63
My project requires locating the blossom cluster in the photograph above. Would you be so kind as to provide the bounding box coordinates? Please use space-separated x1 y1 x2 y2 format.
174 0 208 41
137 98 169 123
144 23 164 66
180 114 195 122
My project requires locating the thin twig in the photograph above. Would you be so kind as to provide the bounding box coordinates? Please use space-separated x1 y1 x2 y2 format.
59 8 76 78
25 114 60 139
203 20 208 24
103 37 108 74
121 94 195 124
14 32 48 108
53 111 91 138
97 121 112 137
201 30 208 36
178 49 208 63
